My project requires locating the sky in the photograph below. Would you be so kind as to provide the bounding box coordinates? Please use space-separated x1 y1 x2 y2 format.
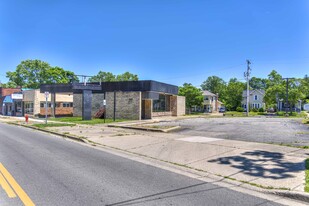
0 0 308 87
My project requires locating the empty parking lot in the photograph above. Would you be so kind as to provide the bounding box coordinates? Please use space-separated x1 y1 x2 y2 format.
156 117 309 146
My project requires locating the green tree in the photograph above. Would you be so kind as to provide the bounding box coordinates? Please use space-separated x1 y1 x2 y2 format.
222 79 245 111
89 71 116 82
116 72 138 81
264 70 307 110
6 60 77 89
300 75 309 100
89 71 138 82
249 77 267 90
264 70 285 108
200 76 226 96
178 83 203 112
0 81 18 88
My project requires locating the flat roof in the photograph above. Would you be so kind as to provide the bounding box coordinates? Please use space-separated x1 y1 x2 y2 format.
40 80 178 95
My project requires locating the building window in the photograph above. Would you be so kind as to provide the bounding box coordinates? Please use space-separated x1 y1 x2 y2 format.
24 102 34 114
204 96 209 100
40 102 51 108
153 94 166 112
63 102 72 107
255 95 258 100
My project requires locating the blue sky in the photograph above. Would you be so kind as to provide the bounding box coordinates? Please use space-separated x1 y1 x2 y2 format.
0 0 308 87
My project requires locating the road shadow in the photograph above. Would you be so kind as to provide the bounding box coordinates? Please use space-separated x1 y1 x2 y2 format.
208 150 305 179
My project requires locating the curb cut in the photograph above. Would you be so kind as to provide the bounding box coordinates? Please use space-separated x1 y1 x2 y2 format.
7 122 86 143
107 124 181 133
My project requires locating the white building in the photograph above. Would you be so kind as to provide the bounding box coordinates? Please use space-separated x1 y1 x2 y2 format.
241 89 265 111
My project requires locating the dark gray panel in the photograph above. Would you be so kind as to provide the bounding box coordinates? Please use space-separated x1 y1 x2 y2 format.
40 80 179 95
82 90 92 120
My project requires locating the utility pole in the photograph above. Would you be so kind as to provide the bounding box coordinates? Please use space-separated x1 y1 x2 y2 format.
244 60 251 117
282 78 293 116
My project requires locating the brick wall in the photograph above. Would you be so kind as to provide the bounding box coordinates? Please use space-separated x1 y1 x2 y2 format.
0 88 21 97
40 107 73 116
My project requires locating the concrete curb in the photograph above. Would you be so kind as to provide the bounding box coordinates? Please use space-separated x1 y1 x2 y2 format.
267 190 309 203
107 124 181 133
7 122 86 143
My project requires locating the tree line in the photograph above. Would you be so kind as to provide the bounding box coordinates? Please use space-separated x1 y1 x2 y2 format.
2 59 309 112
1 59 139 89
179 70 309 111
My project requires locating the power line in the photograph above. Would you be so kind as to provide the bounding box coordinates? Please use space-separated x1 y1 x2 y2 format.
157 63 246 82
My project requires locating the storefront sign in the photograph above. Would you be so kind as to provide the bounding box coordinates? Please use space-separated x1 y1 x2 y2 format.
11 93 23 100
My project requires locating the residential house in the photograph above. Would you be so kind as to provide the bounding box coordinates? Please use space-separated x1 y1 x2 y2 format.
202 90 223 113
241 89 265 111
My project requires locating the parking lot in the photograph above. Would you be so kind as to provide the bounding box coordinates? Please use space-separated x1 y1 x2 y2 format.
155 117 309 146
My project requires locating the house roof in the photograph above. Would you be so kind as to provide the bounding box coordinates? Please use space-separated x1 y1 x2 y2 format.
202 90 216 96
242 89 265 97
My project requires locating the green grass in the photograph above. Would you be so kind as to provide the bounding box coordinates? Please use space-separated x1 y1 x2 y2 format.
49 117 126 125
305 159 309 192
224 111 262 117
32 123 76 128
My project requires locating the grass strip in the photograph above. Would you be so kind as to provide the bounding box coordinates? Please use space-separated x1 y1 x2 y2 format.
305 159 309 192
48 117 126 125
32 123 76 128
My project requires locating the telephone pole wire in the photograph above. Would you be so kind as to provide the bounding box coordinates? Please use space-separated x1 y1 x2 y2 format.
244 60 251 117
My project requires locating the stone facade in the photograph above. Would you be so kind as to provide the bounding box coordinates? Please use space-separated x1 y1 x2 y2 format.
105 91 141 120
74 91 142 120
73 93 82 117
171 95 186 116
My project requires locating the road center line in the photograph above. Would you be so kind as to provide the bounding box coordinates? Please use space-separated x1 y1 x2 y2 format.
0 172 16 198
0 163 35 206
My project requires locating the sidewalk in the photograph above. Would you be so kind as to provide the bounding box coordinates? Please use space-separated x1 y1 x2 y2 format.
43 122 308 193
1 115 308 194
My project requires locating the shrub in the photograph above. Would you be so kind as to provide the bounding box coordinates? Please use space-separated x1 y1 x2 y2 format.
258 108 264 112
250 108 258 112
276 111 285 116
236 107 244 112
289 112 297 116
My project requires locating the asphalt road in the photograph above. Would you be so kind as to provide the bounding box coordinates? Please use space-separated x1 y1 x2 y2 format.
0 122 290 206
157 117 309 146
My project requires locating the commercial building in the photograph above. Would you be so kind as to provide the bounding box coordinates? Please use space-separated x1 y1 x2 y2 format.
40 80 186 120
23 89 73 117
0 87 22 116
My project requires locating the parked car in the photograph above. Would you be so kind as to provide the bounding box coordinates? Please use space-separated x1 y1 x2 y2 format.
267 108 275 113
219 107 226 113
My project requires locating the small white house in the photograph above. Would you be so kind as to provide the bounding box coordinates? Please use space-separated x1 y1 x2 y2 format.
241 89 265 110
202 90 223 112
